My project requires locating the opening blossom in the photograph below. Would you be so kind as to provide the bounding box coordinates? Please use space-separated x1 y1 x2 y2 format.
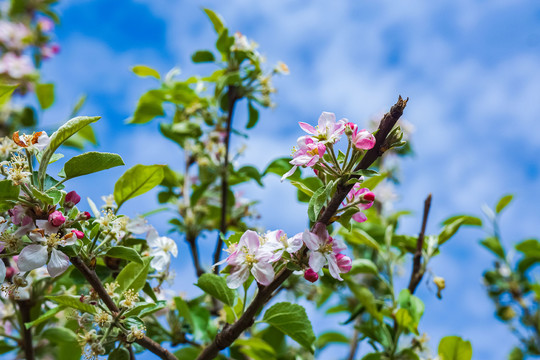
345 122 376 150
302 224 352 281
281 136 326 181
264 229 303 262
344 183 375 223
298 112 346 144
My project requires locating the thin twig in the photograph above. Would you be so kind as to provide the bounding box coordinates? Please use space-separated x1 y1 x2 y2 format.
70 257 177 360
407 194 432 294
346 323 360 360
196 96 409 360
213 86 239 272
17 300 34 360
187 234 205 277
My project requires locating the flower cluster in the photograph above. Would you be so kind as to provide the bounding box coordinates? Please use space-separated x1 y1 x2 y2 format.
218 226 353 289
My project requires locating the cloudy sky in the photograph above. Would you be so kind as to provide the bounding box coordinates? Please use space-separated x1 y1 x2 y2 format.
36 0 540 358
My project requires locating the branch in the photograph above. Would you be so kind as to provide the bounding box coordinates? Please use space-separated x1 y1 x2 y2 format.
407 193 432 294
70 257 177 360
197 96 409 360
213 86 239 272
17 300 34 360
187 234 205 277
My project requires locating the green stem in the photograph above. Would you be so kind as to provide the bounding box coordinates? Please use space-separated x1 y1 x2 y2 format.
327 144 341 173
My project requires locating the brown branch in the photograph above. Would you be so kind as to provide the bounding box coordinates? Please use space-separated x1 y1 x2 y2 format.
407 193 433 294
197 96 409 360
214 86 239 272
17 300 34 360
346 322 361 360
187 234 205 277
70 257 177 360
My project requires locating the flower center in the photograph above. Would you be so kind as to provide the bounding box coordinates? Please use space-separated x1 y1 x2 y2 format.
245 254 257 266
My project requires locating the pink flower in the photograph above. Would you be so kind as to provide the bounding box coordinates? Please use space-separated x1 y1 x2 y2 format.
48 211 65 227
264 230 303 262
0 53 34 79
304 268 319 283
41 44 60 59
17 231 75 277
65 191 81 207
346 123 376 150
302 223 349 281
224 230 275 289
344 184 375 223
335 253 352 273
281 136 326 181
298 112 346 144
37 18 54 32
81 212 91 220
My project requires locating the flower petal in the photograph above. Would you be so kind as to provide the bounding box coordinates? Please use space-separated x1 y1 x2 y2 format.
298 122 317 135
47 249 70 277
309 251 326 272
17 245 48 272
302 230 320 250
226 265 250 289
327 253 343 281
252 262 275 286
0 261 6 283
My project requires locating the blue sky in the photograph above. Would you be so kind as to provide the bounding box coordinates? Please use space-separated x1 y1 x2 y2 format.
36 0 540 358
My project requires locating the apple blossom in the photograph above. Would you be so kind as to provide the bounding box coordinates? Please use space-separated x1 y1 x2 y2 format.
281 136 326 181
344 183 375 223
146 228 178 272
0 53 34 79
298 111 346 144
302 224 349 281
264 230 303 262
65 191 81 207
12 131 50 152
304 268 319 283
0 21 31 49
48 210 65 227
224 230 276 289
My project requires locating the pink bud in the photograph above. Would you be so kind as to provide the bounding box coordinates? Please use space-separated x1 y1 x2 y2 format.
81 211 91 220
304 268 319 283
48 211 65 227
5 266 15 280
361 190 375 203
71 230 84 239
336 254 352 274
65 191 81 207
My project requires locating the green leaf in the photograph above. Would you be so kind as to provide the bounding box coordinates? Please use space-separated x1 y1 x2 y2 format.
442 215 482 227
515 238 540 257
61 152 124 180
308 185 327 222
109 347 130 360
337 207 360 232
195 273 236 307
36 83 55 109
25 305 66 329
0 84 17 105
114 164 164 210
438 336 472 360
116 257 151 293
361 173 388 190
438 218 467 245
203 8 225 34
480 236 506 259
45 295 96 314
264 157 301 180
106 246 143 264
41 327 78 343
236 338 276 359
174 347 201 360
0 180 19 201
192 50 215 63
315 332 349 350
346 281 382 321
128 90 165 124
262 302 316 352
246 102 259 129
496 194 513 214
0 341 16 355
348 259 378 275
132 65 161 80
341 228 381 251
38 116 101 186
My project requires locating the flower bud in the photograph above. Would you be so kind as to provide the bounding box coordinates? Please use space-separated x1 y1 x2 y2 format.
71 230 84 239
304 268 319 283
5 266 15 280
80 211 92 220
361 190 375 204
65 191 81 207
433 276 446 299
48 211 65 227
336 254 352 273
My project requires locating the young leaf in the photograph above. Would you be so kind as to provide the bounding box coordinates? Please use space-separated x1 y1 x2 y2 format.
109 347 130 360
45 295 96 314
348 259 378 275
128 90 165 124
495 194 514 214
438 336 472 360
308 185 327 222
106 246 143 264
480 236 506 259
61 151 124 180
116 257 151 293
262 302 316 352
41 327 78 343
132 65 161 80
192 50 216 63
195 273 236 307
0 180 20 201
25 305 66 329
246 102 259 129
0 84 17 105
114 164 164 210
203 8 225 34
38 116 101 186
36 83 55 109
315 332 349 350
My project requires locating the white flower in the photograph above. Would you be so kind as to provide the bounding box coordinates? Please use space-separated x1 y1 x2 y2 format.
126 216 152 234
0 53 34 79
264 230 303 262
0 21 31 50
146 228 177 272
